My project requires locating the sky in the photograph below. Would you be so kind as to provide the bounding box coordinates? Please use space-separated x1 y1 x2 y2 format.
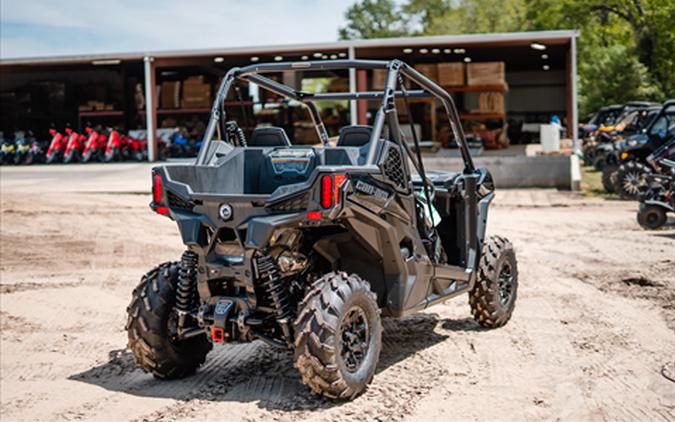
0 0 355 59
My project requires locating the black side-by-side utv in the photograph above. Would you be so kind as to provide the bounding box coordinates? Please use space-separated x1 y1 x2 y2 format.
126 59 518 399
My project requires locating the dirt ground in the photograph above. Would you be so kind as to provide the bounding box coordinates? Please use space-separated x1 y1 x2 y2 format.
1 164 674 421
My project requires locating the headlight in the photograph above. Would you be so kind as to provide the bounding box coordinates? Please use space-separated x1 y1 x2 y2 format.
620 152 629 160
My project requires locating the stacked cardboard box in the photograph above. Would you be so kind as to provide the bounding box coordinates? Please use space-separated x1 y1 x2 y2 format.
476 92 505 113
160 81 181 109
182 76 211 108
437 63 464 86
414 64 438 81
467 62 505 86
372 69 388 90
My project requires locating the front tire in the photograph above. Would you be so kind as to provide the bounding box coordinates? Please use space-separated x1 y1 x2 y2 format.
126 262 211 379
637 204 667 230
469 236 518 328
293 272 382 400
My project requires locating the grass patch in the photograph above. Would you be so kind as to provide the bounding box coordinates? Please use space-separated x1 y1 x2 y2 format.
581 166 620 199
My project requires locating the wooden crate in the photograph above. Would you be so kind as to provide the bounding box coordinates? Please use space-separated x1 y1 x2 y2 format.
467 62 505 86
160 81 181 109
437 62 464 86
414 64 438 81
372 69 388 90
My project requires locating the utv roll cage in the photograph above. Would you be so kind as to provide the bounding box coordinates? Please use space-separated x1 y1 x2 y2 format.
195 59 476 176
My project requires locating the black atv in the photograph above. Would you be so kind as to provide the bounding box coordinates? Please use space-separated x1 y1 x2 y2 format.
637 165 674 230
126 60 518 400
596 107 660 192
612 100 675 199
583 102 652 170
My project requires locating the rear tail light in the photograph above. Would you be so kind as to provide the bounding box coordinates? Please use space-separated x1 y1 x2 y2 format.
320 174 347 209
152 172 169 215
211 327 225 342
321 175 333 208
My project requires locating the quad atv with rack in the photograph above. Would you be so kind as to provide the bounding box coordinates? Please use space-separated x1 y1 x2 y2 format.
126 60 518 399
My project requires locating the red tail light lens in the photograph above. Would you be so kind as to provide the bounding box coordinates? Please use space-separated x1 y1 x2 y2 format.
152 172 163 203
152 173 168 215
321 175 333 209
320 174 347 209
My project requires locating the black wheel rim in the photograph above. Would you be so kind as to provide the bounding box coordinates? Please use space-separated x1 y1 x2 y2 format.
646 211 659 225
340 306 370 373
497 262 514 306
623 171 644 195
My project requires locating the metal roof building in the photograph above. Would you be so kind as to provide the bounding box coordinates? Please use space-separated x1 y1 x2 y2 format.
0 30 579 159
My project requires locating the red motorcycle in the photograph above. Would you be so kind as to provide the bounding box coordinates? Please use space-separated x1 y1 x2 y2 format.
126 134 147 161
103 129 128 162
45 129 66 164
81 126 108 163
63 128 86 163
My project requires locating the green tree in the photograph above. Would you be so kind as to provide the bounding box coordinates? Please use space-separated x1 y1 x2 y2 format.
578 44 661 113
525 0 673 113
421 0 527 35
338 0 410 40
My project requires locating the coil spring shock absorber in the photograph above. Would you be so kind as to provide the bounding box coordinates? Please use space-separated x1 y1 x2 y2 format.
176 250 198 329
256 255 293 345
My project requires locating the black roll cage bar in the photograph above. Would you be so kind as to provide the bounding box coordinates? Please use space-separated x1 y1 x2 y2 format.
195 59 475 174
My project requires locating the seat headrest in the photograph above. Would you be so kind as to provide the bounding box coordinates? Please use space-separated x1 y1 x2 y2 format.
337 125 373 147
249 127 291 147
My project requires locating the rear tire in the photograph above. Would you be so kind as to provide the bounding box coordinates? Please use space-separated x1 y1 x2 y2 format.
293 272 382 400
469 235 518 328
637 204 667 230
126 262 211 379
602 165 617 193
593 154 606 171
615 162 650 200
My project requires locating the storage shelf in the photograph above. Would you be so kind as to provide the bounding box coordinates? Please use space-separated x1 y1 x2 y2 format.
443 84 508 93
79 110 124 117
460 112 505 121
140 101 253 115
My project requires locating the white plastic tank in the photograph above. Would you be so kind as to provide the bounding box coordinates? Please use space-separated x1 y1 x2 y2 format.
540 124 560 152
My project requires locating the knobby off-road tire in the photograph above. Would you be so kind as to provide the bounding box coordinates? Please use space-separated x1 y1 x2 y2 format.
469 235 518 328
637 204 667 230
293 272 382 400
126 261 211 379
615 161 651 200
593 154 606 171
602 165 618 193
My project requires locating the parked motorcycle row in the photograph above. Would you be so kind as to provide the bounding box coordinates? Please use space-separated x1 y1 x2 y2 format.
580 99 675 230
0 127 202 166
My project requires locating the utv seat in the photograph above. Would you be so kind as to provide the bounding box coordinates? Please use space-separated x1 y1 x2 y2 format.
337 125 372 147
249 127 292 147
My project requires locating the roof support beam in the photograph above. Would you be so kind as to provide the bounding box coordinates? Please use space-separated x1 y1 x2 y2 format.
348 46 357 125
143 56 157 161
